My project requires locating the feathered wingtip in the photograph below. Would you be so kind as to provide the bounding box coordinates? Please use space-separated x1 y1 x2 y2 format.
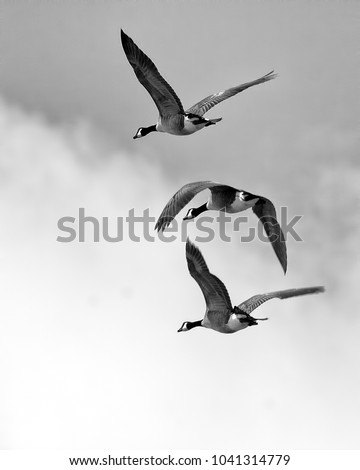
185 238 210 275
262 70 278 81
120 28 128 47
120 29 137 57
277 286 326 300
304 286 325 295
252 198 287 274
185 237 197 259
155 217 172 232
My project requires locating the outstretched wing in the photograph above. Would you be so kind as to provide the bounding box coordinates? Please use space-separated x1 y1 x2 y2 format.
186 71 277 117
252 197 287 274
186 239 232 313
155 181 221 231
121 30 184 117
237 286 325 315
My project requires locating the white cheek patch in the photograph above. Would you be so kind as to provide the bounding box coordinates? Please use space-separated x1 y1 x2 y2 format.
227 313 247 332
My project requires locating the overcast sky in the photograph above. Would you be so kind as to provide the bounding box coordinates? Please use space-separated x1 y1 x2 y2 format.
0 1 359 450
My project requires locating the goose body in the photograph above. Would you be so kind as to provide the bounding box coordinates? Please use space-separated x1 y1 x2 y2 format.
179 239 325 334
207 188 259 213
154 113 219 137
155 181 287 273
121 30 276 138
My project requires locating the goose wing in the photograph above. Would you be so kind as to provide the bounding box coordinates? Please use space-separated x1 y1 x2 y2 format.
237 286 325 315
252 197 287 274
186 239 232 313
186 71 277 117
155 181 222 232
121 30 184 117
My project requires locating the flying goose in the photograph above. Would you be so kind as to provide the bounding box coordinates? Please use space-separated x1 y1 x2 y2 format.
120 29 277 138
179 239 325 334
155 181 287 273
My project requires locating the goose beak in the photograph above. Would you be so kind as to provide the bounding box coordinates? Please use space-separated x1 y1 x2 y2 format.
133 134 139 140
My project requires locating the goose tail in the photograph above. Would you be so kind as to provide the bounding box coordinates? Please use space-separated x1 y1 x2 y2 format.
205 117 222 127
249 316 268 326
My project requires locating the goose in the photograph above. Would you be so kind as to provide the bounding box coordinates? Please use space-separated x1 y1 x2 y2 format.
120 29 277 138
179 239 325 334
155 181 287 273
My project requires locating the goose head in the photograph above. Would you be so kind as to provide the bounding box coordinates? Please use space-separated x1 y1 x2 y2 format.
183 208 196 220
177 321 190 332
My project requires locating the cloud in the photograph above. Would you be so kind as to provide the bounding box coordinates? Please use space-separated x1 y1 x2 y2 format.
0 97 359 450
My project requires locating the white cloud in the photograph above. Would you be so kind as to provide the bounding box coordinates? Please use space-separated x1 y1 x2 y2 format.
0 97 359 450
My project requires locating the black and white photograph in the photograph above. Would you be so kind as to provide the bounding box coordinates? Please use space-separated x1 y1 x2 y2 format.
1 1 359 468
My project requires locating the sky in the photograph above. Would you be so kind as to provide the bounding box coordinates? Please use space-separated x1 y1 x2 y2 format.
0 0 359 450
